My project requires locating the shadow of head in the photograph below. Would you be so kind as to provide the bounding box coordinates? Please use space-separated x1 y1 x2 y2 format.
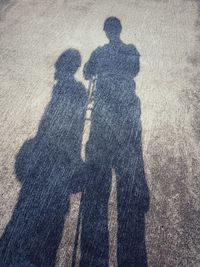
103 16 122 42
54 49 81 81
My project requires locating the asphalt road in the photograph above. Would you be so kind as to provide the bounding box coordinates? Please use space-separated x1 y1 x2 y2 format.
0 1 200 266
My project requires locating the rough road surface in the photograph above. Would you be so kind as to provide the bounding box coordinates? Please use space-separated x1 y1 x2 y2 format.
0 1 200 266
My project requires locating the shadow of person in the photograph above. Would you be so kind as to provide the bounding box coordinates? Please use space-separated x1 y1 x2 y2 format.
0 49 88 267
80 17 150 267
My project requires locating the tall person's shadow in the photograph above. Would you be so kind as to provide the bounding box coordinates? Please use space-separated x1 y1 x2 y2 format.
0 49 88 267
79 17 150 267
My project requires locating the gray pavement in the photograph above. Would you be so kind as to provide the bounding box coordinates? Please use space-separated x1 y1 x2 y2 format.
0 1 200 266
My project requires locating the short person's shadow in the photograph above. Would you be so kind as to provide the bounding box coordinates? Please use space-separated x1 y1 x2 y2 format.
79 17 150 267
0 49 88 267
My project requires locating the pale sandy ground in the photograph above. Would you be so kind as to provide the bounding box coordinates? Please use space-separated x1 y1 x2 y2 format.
0 0 200 266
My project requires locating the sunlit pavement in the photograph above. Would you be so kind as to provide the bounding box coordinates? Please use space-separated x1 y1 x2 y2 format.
0 1 200 266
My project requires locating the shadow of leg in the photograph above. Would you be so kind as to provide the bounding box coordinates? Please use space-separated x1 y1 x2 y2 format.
80 164 112 267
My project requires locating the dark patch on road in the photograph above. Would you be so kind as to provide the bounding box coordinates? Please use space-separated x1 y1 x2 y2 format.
0 0 16 21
